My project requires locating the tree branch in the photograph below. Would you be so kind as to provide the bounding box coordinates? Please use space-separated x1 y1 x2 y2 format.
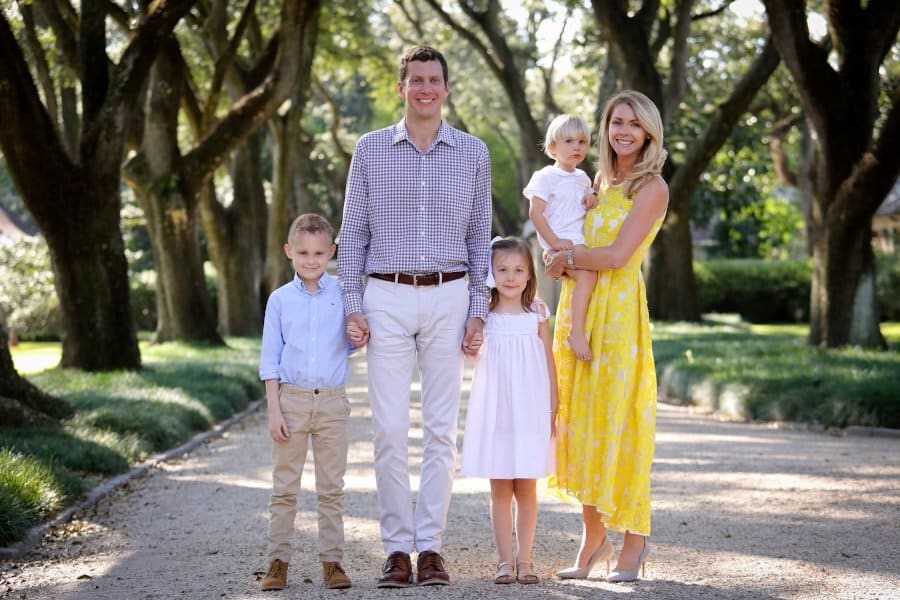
668 36 781 212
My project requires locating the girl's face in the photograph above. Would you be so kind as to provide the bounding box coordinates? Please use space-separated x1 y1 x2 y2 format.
607 102 648 161
492 249 531 303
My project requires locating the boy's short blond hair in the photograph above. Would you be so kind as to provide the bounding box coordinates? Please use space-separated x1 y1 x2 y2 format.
287 214 334 245
543 114 591 159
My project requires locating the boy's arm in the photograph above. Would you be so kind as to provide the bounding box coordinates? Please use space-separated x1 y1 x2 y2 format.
529 195 572 250
265 379 289 442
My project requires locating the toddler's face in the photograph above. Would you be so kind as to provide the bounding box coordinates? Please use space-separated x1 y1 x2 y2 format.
551 135 589 172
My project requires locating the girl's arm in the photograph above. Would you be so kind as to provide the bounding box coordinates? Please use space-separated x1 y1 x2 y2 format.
529 195 573 251
546 176 668 276
538 316 559 436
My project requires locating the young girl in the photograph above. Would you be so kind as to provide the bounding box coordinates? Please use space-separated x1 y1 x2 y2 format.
525 114 597 361
460 236 558 585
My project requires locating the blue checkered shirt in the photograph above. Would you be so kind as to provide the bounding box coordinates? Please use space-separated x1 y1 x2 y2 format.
338 119 492 319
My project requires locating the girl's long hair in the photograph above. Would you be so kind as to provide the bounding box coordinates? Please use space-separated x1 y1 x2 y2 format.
596 90 667 198
488 237 537 312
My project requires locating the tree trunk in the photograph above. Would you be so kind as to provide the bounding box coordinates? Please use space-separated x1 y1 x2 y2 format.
48 193 145 367
203 132 267 335
0 321 72 425
0 11 170 370
144 185 223 344
645 213 701 320
763 0 899 348
810 205 886 349
264 115 297 296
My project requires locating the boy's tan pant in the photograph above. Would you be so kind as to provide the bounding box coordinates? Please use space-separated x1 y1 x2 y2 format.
267 384 350 563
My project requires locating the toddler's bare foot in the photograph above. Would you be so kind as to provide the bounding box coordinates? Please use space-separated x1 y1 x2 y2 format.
567 333 593 360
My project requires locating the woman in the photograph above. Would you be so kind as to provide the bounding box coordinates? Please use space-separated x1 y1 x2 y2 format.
545 90 668 583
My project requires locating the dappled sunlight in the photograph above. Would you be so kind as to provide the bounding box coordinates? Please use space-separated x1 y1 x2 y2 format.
167 472 270 490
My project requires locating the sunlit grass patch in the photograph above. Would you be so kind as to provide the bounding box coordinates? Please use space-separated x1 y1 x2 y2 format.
654 319 900 428
0 449 68 546
1 337 262 547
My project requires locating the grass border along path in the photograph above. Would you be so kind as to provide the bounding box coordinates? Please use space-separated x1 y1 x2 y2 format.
654 317 900 431
1 338 262 550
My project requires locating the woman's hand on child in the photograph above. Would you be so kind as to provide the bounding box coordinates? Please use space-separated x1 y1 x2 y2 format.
582 190 599 211
552 239 575 251
543 250 565 279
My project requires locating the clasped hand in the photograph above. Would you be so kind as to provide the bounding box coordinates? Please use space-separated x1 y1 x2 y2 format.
543 249 566 279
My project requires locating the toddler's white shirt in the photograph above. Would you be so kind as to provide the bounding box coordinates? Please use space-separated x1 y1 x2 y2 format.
523 165 592 249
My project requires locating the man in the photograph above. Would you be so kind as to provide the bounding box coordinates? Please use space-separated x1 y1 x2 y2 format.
337 45 491 588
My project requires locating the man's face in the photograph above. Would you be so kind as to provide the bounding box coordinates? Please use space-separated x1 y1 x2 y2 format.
397 59 449 121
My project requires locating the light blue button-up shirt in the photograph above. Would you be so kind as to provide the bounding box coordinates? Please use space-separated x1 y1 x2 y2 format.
259 272 352 387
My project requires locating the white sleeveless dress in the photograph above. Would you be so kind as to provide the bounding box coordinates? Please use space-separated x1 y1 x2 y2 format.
460 299 555 479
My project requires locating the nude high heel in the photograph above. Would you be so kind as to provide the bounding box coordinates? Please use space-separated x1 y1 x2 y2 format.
607 537 651 582
555 536 613 579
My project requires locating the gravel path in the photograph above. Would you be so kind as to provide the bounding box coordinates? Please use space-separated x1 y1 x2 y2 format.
2 352 899 599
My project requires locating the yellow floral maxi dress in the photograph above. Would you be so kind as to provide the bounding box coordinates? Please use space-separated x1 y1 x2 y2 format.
548 183 663 536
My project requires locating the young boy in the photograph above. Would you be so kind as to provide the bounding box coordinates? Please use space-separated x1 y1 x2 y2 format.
258 214 354 591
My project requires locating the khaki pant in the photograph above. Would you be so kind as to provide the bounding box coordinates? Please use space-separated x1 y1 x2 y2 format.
267 384 350 563
363 277 468 554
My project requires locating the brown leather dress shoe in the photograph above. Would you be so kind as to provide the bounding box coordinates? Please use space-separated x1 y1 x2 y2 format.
416 550 450 586
377 551 412 588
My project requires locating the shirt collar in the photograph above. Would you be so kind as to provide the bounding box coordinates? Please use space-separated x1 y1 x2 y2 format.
292 271 333 294
392 118 456 149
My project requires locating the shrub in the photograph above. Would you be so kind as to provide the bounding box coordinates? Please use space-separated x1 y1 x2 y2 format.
0 237 60 340
876 252 900 320
695 259 811 322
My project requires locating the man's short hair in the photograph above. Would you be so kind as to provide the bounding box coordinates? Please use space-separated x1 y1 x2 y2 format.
399 45 449 84
287 213 334 244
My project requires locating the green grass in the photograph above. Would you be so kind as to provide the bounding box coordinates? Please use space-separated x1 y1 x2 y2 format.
1 337 262 546
653 316 900 429
0 449 69 544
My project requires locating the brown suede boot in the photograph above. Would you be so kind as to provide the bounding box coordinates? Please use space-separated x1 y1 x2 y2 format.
322 561 352 589
260 559 288 591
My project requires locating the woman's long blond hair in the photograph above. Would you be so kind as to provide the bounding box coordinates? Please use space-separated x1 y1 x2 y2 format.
596 90 667 198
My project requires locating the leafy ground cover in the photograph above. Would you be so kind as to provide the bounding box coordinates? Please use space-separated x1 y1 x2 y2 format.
1 338 261 546
653 317 900 429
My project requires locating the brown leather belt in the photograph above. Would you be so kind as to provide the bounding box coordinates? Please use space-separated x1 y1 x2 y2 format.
369 271 466 286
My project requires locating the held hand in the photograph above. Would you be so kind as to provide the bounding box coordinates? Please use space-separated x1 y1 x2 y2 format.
346 312 370 348
552 239 575 251
543 250 566 279
462 316 485 356
269 411 290 442
582 190 599 211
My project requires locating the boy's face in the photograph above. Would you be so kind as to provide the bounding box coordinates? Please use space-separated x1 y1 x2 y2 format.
284 232 335 286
